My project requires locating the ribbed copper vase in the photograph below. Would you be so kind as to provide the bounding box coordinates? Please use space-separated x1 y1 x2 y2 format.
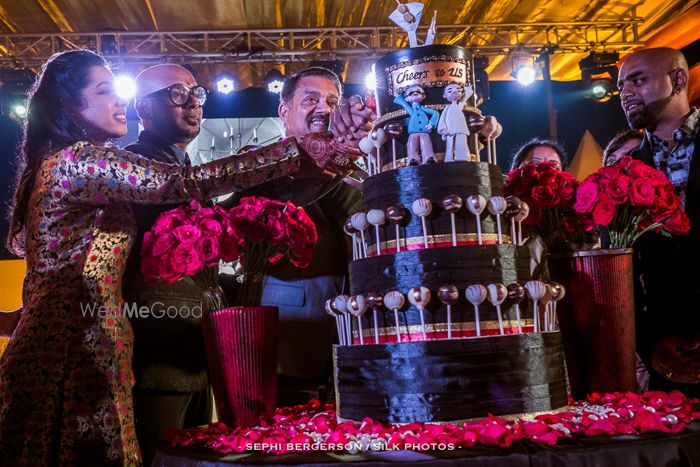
548 248 636 400
202 306 278 428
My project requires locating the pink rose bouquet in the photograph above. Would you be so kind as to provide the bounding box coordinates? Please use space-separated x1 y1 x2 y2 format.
141 197 317 310
573 156 690 248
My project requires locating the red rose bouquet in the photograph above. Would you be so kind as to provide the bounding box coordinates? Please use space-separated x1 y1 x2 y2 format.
505 161 597 252
141 197 317 310
573 156 690 248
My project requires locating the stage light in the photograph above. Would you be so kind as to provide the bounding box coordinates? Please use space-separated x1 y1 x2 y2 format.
579 52 619 103
513 65 536 86
265 69 285 94
216 77 235 95
13 104 27 118
114 75 136 101
365 71 377 91
267 79 284 94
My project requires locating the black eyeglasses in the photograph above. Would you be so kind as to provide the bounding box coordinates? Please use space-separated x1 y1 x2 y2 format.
407 89 425 97
143 83 208 107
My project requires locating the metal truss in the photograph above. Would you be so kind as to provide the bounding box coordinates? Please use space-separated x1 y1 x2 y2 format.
0 19 642 70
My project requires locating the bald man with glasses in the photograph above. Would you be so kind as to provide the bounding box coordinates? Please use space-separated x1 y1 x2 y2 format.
121 64 213 466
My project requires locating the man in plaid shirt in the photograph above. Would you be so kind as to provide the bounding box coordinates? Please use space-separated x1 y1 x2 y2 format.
618 47 700 396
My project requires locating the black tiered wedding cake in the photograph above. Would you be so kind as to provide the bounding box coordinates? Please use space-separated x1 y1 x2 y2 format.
331 43 567 424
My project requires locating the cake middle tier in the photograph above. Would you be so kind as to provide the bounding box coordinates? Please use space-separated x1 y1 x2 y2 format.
349 244 533 338
362 161 509 248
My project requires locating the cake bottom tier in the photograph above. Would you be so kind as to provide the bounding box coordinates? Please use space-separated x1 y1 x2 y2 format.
333 332 567 423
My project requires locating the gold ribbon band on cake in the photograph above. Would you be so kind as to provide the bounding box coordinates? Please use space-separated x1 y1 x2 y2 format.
365 232 512 256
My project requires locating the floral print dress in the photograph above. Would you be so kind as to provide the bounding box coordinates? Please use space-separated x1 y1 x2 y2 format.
0 139 300 466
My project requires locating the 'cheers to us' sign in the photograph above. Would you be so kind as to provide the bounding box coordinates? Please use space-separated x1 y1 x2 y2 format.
385 55 473 96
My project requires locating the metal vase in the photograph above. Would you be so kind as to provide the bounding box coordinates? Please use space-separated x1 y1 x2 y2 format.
548 248 636 400
202 306 278 428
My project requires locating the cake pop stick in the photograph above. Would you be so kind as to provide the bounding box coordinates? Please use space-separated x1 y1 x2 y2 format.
367 291 384 344
325 299 344 345
505 196 522 245
333 295 352 344
359 136 375 175
351 212 370 259
347 295 369 345
371 128 387 175
550 282 565 330
385 205 408 253
486 283 507 335
412 198 433 249
441 194 463 247
506 283 525 334
466 195 487 245
465 284 487 337
344 217 359 260
487 196 507 244
437 284 459 339
541 283 554 332
407 286 431 340
384 290 406 343
367 209 386 256
515 202 530 245
524 281 546 333
386 122 403 169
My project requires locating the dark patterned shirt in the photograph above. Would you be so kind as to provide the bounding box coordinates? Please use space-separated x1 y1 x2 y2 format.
647 107 700 209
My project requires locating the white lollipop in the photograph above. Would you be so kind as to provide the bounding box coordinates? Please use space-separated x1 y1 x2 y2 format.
367 209 386 256
383 290 406 343
465 284 487 337
347 295 369 345
351 212 370 259
487 196 507 244
524 281 546 333
407 286 431 340
371 128 387 175
486 283 508 335
411 198 433 249
325 299 344 345
514 202 530 245
333 295 352 344
359 136 375 175
466 195 487 245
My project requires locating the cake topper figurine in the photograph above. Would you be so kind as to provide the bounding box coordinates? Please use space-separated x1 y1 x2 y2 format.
506 283 525 334
367 209 386 256
465 284 487 337
393 84 439 165
367 291 385 344
384 290 406 343
408 286 431 340
389 1 425 48
438 83 474 162
412 198 433 248
347 295 369 345
442 194 463 246
437 284 459 339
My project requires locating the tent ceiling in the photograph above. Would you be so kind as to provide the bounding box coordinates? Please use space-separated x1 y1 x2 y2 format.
0 0 698 88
